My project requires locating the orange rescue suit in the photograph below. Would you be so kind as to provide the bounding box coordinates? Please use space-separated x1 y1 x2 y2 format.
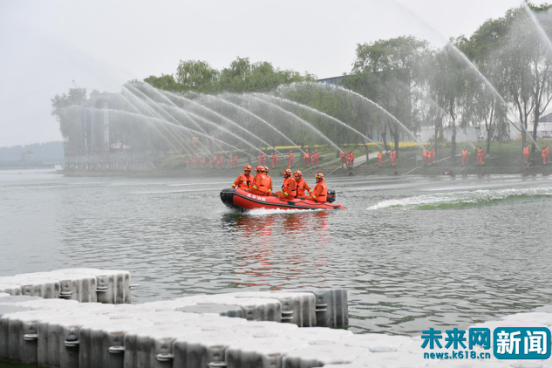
378 152 383 167
310 180 328 203
295 177 312 198
251 173 271 195
232 173 253 190
279 177 297 200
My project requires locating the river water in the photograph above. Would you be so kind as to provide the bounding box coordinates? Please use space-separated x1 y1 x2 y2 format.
1 169 551 335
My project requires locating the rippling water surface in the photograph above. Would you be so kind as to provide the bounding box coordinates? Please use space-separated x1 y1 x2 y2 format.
1 169 551 335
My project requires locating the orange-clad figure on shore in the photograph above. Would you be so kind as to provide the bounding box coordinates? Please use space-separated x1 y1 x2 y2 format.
378 151 383 168
461 148 468 166
347 151 355 168
232 165 253 190
304 150 311 168
261 154 267 166
200 155 206 169
250 166 271 196
185 158 190 168
192 156 198 168
310 172 328 203
312 151 320 168
276 168 297 200
271 152 278 169
258 154 262 167
217 155 224 168
294 170 312 198
287 150 294 168
542 144 550 165
523 144 530 164
430 147 436 164
340 150 347 168
477 147 485 165
390 149 397 167
422 149 428 166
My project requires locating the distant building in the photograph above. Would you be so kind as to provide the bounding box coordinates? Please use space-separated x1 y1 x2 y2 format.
20 151 35 161
534 109 552 138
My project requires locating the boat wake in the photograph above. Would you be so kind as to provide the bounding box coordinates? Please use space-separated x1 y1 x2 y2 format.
367 187 552 210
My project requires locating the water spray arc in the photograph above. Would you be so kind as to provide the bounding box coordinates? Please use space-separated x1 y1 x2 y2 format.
249 96 344 153
260 93 386 151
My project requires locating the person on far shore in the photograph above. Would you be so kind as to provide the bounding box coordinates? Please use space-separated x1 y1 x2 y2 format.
523 144 530 164
427 149 432 166
461 148 468 166
378 151 383 168
304 150 311 168
390 149 397 167
347 150 355 169
422 149 428 166
477 147 485 166
430 146 436 165
340 150 347 168
287 150 294 168
541 144 550 165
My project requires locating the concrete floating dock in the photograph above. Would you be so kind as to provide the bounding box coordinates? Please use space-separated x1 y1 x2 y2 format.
2 270 552 367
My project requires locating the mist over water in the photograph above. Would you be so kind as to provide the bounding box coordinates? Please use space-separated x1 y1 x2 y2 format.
2 169 551 335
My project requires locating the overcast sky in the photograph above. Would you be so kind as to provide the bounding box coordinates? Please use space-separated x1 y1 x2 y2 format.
0 0 536 147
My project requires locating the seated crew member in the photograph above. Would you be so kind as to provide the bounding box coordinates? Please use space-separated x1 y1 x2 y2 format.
232 164 253 190
294 170 311 198
310 172 328 203
262 166 273 195
250 166 270 196
275 168 297 200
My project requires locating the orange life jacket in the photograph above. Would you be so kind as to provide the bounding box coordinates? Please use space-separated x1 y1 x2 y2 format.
233 173 253 190
282 176 297 197
311 180 328 203
295 177 312 197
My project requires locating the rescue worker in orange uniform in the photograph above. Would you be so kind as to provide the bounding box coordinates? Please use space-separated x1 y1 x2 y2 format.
304 150 311 168
390 149 397 167
250 166 271 196
287 150 294 168
461 148 468 166
347 151 355 168
185 157 190 168
523 144 530 164
313 151 320 168
200 155 206 169
294 170 312 198
430 147 436 164
310 172 328 203
276 168 297 200
427 149 433 166
422 149 428 166
378 151 383 168
261 153 267 166
542 145 549 165
340 150 347 168
232 165 254 190
477 147 485 165
270 152 277 169
262 166 273 195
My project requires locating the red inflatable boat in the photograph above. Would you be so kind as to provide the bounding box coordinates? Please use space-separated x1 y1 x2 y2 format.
220 188 345 211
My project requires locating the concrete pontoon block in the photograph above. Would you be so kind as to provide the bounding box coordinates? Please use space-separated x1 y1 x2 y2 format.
78 318 147 368
187 295 282 322
176 303 246 318
0 284 22 296
304 289 348 328
172 331 245 368
50 271 98 303
3 310 55 364
123 324 200 368
225 337 309 368
281 344 367 367
233 291 317 327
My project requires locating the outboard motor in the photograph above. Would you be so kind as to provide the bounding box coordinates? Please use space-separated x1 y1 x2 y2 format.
327 189 336 203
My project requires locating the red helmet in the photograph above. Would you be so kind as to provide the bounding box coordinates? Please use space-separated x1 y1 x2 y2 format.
244 164 252 171
315 172 324 180
255 166 263 172
294 170 303 177
263 166 269 173
283 168 292 176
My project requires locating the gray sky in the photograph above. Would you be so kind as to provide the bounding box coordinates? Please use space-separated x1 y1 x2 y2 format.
0 0 533 147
